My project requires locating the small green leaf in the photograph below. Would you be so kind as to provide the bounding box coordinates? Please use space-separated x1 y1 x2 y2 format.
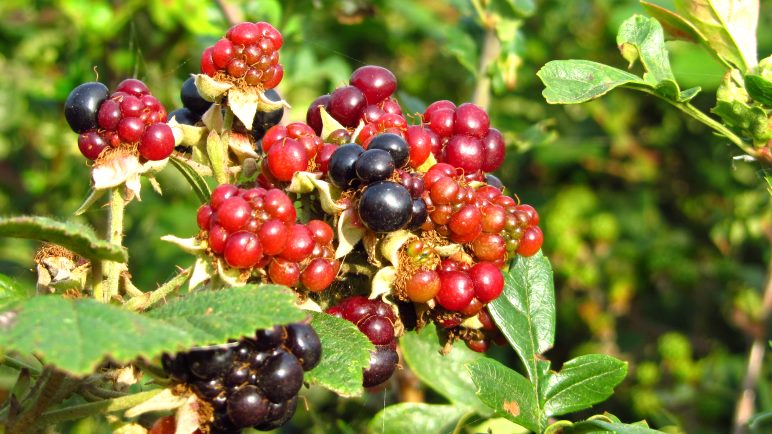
617 15 680 99
467 358 539 432
711 100 771 145
169 156 211 204
488 251 555 381
305 312 374 397
674 0 758 71
502 0 535 17
745 74 772 106
678 86 702 102
556 415 668 433
400 323 489 414
0 274 28 309
445 29 478 77
146 284 305 341
369 403 467 434
0 216 126 263
537 60 648 104
640 1 704 43
542 354 628 417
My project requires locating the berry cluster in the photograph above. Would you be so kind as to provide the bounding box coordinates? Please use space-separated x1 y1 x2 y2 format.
421 100 504 176
326 296 399 387
197 184 339 292
201 21 284 90
65 79 174 161
162 322 320 433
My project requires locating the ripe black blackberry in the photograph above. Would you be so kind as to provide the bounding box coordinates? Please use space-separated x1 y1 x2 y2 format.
161 322 321 432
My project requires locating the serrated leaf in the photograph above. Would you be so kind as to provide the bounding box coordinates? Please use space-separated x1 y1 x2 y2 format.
147 285 304 341
400 323 489 414
675 0 758 71
537 60 649 104
0 285 304 375
745 74 772 106
369 403 467 434
169 156 211 204
0 274 28 309
467 358 539 432
305 312 373 397
617 15 680 100
0 216 126 262
640 1 704 42
542 354 628 417
488 251 555 382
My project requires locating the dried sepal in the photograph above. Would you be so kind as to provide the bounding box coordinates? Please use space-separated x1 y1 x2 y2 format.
379 230 418 266
228 87 261 130
160 235 207 254
216 258 249 286
370 265 397 300
335 209 366 258
124 388 188 418
194 73 232 103
225 131 259 162
168 117 207 149
174 394 206 434
319 106 346 141
189 256 214 291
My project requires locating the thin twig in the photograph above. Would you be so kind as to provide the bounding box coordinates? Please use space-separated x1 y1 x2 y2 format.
732 250 772 434
214 0 240 27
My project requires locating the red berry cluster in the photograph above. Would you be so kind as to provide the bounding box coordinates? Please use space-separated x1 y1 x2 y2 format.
201 22 284 90
421 100 504 176
421 163 543 264
260 122 334 182
65 79 174 161
197 184 339 292
326 296 399 387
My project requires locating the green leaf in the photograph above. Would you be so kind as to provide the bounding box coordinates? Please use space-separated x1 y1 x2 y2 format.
679 86 702 102
537 60 648 104
542 354 628 417
616 15 680 100
369 403 467 434
445 29 479 77
0 274 28 309
169 156 211 204
146 285 305 341
674 0 758 71
0 216 126 263
745 74 772 106
467 358 540 432
305 312 374 397
0 285 304 375
711 100 771 145
640 1 704 43
503 0 535 17
555 416 668 434
488 251 555 381
400 323 489 414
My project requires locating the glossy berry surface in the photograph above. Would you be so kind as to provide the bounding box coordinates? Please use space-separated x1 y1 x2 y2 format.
355 149 394 184
180 76 212 115
64 82 110 134
285 323 322 371
357 181 413 233
350 65 397 104
328 85 367 127
367 133 409 167
227 385 270 427
362 346 398 388
258 351 304 403
139 123 175 161
328 143 364 190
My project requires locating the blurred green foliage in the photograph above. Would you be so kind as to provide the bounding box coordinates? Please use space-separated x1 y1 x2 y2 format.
0 0 770 433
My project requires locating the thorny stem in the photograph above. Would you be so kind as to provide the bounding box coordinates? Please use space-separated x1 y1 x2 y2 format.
102 188 126 302
5 368 67 434
732 250 772 434
32 389 162 428
123 267 192 311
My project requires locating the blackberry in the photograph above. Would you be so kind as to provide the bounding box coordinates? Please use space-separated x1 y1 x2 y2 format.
64 82 109 133
328 143 364 190
357 181 413 233
252 89 284 141
180 76 212 116
367 133 409 168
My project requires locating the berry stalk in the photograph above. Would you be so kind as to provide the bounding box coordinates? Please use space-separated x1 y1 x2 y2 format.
104 188 126 302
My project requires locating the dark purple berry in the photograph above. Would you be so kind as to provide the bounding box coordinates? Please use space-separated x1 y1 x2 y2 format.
252 89 284 140
192 377 224 399
161 353 189 382
285 323 322 371
407 198 428 231
328 85 366 127
363 346 398 387
224 365 251 388
306 94 330 136
367 133 409 167
257 351 304 403
254 396 298 431
358 315 395 345
188 347 234 380
226 385 271 428
355 149 394 184
484 173 504 190
167 107 200 126
254 325 287 351
357 181 413 232
180 76 212 116
64 82 109 133
328 143 364 190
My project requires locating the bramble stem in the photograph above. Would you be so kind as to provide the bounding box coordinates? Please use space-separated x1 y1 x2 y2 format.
1 355 41 375
102 188 126 302
33 389 162 427
732 250 772 434
123 267 192 311
5 368 67 433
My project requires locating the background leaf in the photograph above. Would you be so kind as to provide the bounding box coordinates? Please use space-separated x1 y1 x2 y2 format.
542 354 628 417
305 312 374 397
559 417 668 433
745 74 772 106
537 60 648 104
674 0 759 70
368 403 467 434
0 274 28 309
168 156 211 204
0 285 304 375
400 323 489 414
467 357 540 432
616 15 680 99
487 251 555 381
0 216 126 262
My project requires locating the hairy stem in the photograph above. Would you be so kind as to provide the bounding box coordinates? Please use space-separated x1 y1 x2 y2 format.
103 188 126 302
472 30 498 111
33 389 162 428
1 355 41 376
123 267 192 311
732 251 772 434
5 368 67 433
